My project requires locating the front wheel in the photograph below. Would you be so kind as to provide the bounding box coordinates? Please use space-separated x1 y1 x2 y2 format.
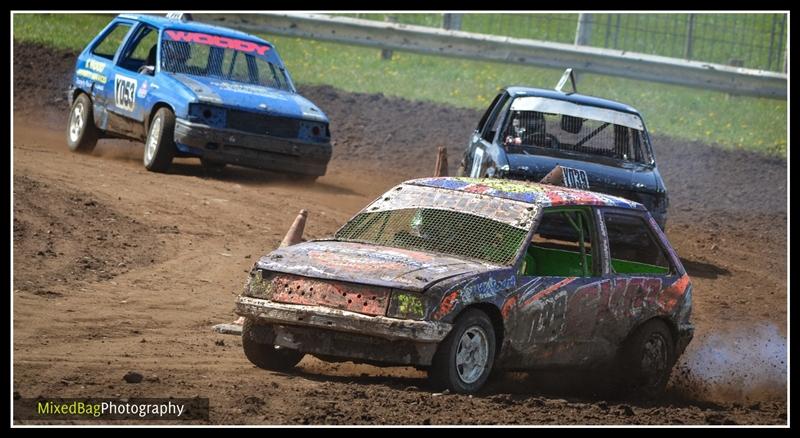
242 319 304 372
618 319 676 398
428 309 496 393
143 108 176 173
66 93 99 153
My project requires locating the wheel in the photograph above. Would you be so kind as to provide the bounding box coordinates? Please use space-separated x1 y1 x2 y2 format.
242 318 304 372
66 93 99 153
428 309 496 393
143 108 176 172
618 319 675 398
200 158 227 175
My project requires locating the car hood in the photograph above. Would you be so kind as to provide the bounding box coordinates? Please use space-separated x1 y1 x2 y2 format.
505 153 662 193
168 73 328 122
256 240 497 292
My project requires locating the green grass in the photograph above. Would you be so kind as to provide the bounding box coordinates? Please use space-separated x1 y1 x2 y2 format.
13 13 787 157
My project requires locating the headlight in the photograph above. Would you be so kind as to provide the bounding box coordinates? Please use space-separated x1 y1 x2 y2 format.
243 269 276 299
188 103 227 128
387 290 426 320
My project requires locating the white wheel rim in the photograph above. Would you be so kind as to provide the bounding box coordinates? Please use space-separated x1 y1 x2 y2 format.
69 102 85 143
145 116 162 164
455 326 490 384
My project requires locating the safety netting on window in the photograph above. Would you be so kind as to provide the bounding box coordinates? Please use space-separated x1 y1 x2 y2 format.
502 110 651 163
334 208 527 266
160 31 291 91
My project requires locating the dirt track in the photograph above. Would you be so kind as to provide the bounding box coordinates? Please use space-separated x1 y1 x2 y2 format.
12 42 787 425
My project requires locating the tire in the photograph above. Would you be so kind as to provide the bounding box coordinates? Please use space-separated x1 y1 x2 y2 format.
618 319 676 398
143 108 176 172
200 158 227 175
428 309 496 394
66 93 99 153
242 318 304 372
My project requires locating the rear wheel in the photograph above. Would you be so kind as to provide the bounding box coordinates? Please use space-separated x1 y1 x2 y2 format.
428 309 496 393
618 319 676 398
242 319 304 372
143 108 176 173
66 93 99 153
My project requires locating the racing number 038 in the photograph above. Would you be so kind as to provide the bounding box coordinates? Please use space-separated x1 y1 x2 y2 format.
115 75 138 112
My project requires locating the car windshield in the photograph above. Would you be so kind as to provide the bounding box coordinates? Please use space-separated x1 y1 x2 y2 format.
333 208 527 266
502 96 652 164
160 29 292 91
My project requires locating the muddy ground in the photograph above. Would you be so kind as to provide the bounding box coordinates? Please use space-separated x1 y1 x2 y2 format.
12 42 788 425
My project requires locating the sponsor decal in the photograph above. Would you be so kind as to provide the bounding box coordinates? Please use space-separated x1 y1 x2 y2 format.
137 81 149 99
76 70 107 84
86 59 106 73
114 75 138 112
209 81 287 100
164 30 270 56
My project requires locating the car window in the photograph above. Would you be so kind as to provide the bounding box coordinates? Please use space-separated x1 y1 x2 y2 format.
523 208 597 277
92 23 132 60
603 212 672 275
118 25 158 72
481 93 510 142
476 93 503 133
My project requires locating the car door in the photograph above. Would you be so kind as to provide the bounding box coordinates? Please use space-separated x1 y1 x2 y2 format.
594 207 683 352
464 91 510 178
501 206 610 369
104 22 160 140
78 20 136 131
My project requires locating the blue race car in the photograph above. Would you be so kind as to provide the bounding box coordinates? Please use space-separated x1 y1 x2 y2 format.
66 14 332 179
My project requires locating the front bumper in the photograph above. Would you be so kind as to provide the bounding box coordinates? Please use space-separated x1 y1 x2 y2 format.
236 296 453 366
174 119 332 176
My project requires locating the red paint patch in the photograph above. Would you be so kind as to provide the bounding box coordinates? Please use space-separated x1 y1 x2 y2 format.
433 290 459 320
270 274 390 316
501 296 517 319
522 277 577 308
165 30 270 56
658 274 690 311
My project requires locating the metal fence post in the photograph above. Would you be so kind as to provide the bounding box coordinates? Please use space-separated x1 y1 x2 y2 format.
381 15 397 60
574 13 593 46
442 13 463 31
684 14 696 60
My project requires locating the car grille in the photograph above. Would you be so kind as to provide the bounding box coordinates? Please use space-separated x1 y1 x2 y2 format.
226 110 300 139
268 273 392 317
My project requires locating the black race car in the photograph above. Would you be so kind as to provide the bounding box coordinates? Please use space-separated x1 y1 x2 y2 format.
457 70 669 229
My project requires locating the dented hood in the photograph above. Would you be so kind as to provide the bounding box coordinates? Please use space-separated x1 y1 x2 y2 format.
256 240 496 292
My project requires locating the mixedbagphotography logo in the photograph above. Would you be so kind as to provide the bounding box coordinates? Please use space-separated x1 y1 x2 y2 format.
14 397 209 421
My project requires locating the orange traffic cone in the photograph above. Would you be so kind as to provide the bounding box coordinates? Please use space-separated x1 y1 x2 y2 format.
434 146 448 177
280 209 308 247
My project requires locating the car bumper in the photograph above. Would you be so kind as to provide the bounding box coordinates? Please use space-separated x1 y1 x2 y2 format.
675 323 694 357
174 119 332 176
235 296 453 366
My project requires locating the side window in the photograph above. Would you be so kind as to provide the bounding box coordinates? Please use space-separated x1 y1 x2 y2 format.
603 212 672 275
118 25 158 72
91 23 132 60
522 208 597 277
476 93 503 133
482 94 511 142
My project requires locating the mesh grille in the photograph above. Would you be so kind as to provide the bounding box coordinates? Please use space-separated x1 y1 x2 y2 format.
334 208 527 265
227 110 300 138
502 110 649 163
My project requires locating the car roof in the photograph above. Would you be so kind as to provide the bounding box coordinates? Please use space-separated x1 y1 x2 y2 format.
116 14 270 45
504 86 641 116
407 177 645 210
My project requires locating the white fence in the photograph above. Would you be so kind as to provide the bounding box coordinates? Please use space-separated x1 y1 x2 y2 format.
198 13 787 99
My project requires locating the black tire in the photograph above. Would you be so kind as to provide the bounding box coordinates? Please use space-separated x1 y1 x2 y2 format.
200 158 227 175
66 93 99 153
242 319 304 372
618 319 675 398
143 108 176 172
428 309 496 394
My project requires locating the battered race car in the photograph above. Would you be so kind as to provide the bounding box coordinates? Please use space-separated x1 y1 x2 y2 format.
457 70 669 229
235 177 693 395
66 14 332 180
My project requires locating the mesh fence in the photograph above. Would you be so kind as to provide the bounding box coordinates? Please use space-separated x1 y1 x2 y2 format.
345 13 787 72
502 111 649 163
160 38 291 90
334 208 527 265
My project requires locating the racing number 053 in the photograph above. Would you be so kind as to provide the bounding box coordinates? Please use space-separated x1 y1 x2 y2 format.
115 75 138 112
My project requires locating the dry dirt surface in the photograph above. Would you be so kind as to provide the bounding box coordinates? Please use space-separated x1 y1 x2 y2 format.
13 42 787 425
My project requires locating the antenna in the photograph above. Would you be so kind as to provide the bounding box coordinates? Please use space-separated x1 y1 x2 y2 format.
555 68 577 94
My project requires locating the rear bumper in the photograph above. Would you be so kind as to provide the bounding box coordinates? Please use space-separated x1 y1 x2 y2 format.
174 119 332 176
235 296 452 366
675 323 694 357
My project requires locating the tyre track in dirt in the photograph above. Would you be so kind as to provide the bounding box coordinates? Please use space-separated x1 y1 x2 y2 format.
12 41 786 424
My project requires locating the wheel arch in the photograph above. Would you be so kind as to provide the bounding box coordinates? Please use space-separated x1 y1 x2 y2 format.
455 303 505 359
145 102 176 134
626 316 679 351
